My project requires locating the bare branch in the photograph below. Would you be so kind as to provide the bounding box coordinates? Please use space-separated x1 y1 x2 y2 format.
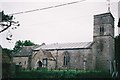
0 21 12 33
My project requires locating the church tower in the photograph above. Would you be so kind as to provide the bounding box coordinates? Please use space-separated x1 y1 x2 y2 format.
93 13 114 72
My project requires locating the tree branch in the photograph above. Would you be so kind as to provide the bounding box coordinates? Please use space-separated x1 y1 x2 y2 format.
0 21 12 33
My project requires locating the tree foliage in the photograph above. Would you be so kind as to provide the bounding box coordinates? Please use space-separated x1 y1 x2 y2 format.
13 40 35 53
118 18 120 27
2 13 13 22
2 48 13 59
115 34 120 75
0 11 20 33
23 40 35 46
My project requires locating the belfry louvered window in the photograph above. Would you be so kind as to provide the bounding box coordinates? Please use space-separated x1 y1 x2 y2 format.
100 26 104 35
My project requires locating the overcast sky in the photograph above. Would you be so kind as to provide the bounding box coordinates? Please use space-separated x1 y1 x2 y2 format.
0 0 119 49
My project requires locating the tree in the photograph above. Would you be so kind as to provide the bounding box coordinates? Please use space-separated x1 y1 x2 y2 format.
23 40 35 46
118 18 120 27
13 40 23 52
0 11 20 33
2 48 13 59
2 48 13 78
0 11 20 40
115 34 120 77
13 40 35 52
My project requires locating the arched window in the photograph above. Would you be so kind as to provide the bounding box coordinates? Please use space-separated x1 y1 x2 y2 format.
63 51 70 66
42 58 48 67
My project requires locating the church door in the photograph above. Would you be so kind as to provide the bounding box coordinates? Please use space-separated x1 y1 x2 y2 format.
37 61 42 68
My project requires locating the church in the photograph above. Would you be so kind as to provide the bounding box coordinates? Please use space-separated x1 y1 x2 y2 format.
13 12 115 72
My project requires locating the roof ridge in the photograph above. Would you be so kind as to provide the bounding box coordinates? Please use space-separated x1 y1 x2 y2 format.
47 42 92 45
34 42 93 51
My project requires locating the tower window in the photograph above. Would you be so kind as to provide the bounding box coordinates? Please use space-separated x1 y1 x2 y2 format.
100 27 104 35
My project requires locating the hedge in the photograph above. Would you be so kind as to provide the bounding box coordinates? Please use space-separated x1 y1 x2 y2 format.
14 69 111 78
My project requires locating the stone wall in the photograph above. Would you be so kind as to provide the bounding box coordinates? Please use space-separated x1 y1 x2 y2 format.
47 60 56 69
13 57 29 69
31 50 56 69
93 13 114 37
48 48 94 70
93 36 112 70
31 50 45 69
30 48 94 70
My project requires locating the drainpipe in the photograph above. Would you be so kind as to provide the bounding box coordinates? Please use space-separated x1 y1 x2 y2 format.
114 60 116 73
83 57 87 71
110 61 112 74
55 50 58 69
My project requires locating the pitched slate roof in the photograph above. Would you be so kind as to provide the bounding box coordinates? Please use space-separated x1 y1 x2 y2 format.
14 46 39 57
34 42 93 51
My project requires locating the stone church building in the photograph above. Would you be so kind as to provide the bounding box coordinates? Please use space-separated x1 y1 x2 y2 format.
13 12 115 72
